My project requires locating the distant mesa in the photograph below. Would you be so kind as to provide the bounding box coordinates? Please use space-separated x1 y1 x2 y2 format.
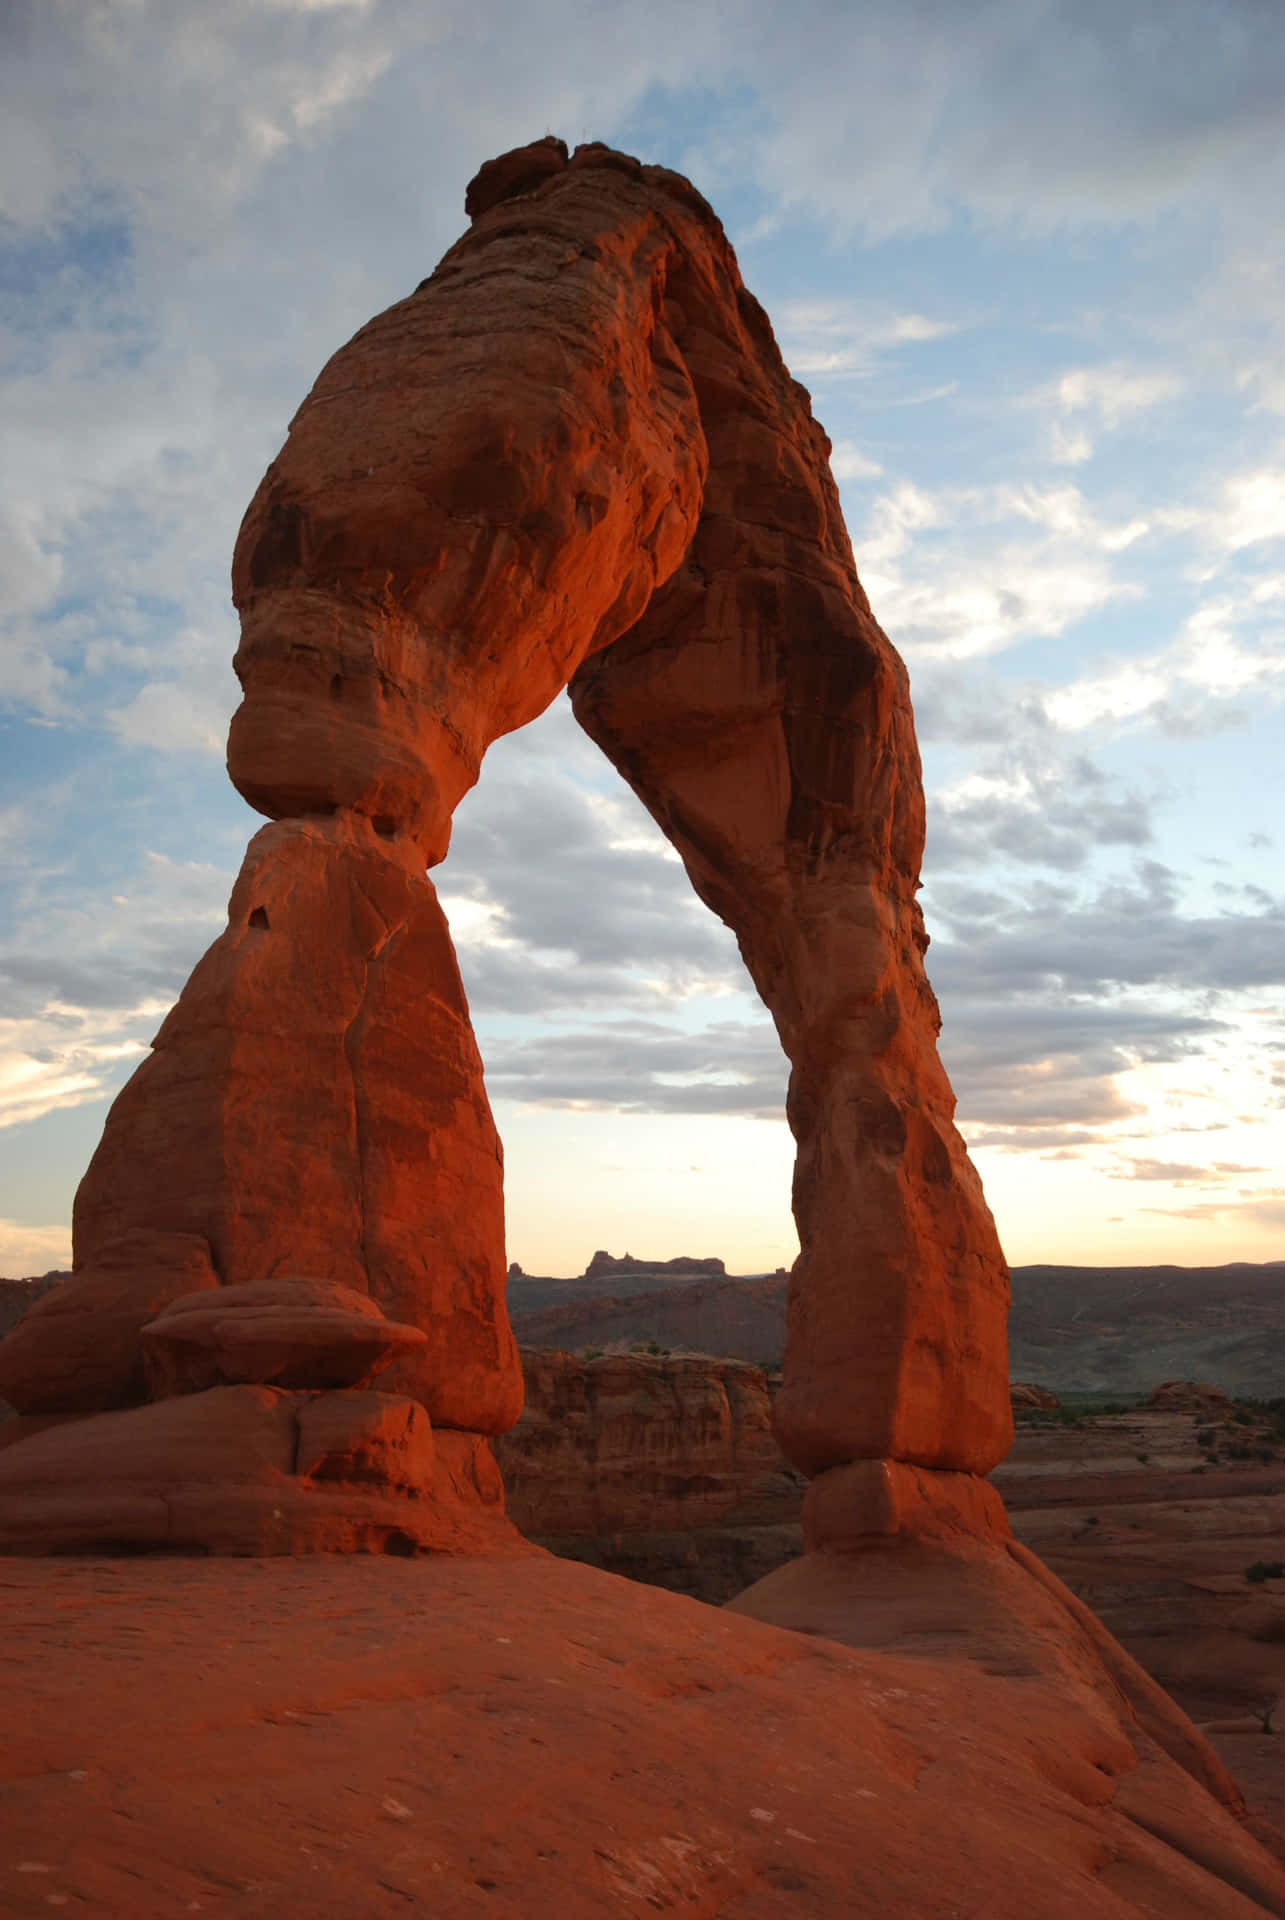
1010 1382 1060 1411
583 1250 726 1280
1147 1379 1235 1414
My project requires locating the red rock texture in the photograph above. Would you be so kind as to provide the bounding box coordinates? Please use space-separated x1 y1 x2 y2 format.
801 1456 1012 1549
71 814 520 1438
0 1385 516 1556
140 1276 427 1398
0 135 1009 1536
3 1550 1284 1917
0 1273 65 1342
225 134 1010 1481
494 1348 803 1538
0 1230 217 1414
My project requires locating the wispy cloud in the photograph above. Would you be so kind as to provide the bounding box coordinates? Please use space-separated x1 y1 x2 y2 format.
1037 361 1183 464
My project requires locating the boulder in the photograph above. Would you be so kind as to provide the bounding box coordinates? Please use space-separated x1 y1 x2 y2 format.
140 1278 427 1397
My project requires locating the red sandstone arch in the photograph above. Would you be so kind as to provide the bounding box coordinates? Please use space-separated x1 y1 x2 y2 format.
0 140 1010 1519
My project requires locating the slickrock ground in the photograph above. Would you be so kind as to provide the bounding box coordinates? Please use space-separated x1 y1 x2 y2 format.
495 1366 1285 1853
996 1406 1285 1843
4 1546 1285 1919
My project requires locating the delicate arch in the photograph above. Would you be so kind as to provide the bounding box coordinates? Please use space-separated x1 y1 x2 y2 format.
8 139 1011 1497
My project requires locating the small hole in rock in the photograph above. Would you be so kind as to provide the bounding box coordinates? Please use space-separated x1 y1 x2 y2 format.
249 907 270 930
329 673 343 699
372 816 397 840
382 1529 417 1556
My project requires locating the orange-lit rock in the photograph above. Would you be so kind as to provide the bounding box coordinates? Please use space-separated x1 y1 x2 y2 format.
72 814 520 1437
141 1277 428 1398
0 135 1010 1535
295 1389 435 1492
1148 1380 1235 1413
3 1551 1284 1916
0 1231 217 1415
1012 1380 1061 1411
0 1384 518 1556
229 134 1011 1484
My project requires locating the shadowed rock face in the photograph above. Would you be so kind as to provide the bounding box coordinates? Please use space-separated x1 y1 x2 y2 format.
0 137 1011 1549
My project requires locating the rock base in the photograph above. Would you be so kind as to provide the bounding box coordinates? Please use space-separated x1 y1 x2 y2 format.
4 1549 1284 1916
0 1385 524 1557
802 1458 1011 1550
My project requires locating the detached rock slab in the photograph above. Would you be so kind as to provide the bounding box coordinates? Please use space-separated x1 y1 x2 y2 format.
141 1278 427 1397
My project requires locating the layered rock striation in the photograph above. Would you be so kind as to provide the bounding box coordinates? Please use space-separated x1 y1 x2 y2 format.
495 1347 803 1537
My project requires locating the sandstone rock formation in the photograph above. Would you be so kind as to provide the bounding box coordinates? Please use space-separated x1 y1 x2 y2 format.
1149 1380 1236 1413
0 1382 513 1556
0 1231 219 1415
139 1277 428 1399
0 134 1009 1552
584 1249 727 1280
1012 1380 1061 1411
495 1347 803 1537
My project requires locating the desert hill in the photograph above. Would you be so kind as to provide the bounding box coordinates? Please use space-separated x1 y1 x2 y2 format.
7 1257 1284 1396
505 1258 1285 1398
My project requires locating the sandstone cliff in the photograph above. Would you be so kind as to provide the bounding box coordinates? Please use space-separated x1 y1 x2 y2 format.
495 1348 803 1541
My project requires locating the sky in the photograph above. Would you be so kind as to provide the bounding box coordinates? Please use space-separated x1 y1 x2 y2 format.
2 0 1284 1280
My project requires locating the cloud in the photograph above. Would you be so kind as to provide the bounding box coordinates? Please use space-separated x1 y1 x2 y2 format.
704 0 1285 240
855 478 1148 663
1045 574 1285 732
829 441 883 483
928 859 1285 999
1038 361 1183 463
0 1218 71 1279
775 299 959 379
485 1017 787 1118
0 0 1282 1260
928 751 1152 873
440 702 744 1011
1110 1157 1216 1184
0 848 233 1127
